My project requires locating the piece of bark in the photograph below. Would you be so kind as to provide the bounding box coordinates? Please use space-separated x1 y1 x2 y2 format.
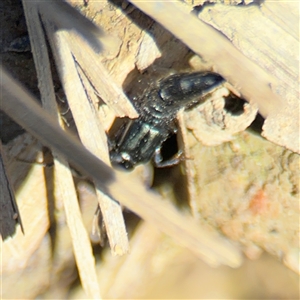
182 85 258 146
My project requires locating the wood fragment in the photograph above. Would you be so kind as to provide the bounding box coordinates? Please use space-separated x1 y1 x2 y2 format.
64 32 138 118
22 2 102 298
197 1 299 153
43 22 129 254
37 0 104 52
181 86 258 146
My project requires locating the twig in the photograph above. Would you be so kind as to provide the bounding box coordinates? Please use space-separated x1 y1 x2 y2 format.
22 2 102 298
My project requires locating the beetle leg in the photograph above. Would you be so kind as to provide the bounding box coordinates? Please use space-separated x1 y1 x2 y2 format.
153 147 184 168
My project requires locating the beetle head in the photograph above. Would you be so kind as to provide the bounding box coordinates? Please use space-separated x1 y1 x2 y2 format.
110 150 135 170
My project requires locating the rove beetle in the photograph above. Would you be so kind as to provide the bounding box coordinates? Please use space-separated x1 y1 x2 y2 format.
109 71 225 170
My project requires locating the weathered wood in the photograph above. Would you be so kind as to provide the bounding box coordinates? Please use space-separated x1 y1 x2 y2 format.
45 24 130 255
22 2 102 298
198 1 299 153
128 0 299 154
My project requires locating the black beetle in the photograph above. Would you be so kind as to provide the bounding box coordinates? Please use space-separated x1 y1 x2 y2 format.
109 72 224 169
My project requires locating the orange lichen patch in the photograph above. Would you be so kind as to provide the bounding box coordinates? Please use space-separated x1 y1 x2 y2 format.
248 190 269 215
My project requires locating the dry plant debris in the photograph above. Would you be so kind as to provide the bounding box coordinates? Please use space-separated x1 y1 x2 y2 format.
1 0 299 298
197 0 299 154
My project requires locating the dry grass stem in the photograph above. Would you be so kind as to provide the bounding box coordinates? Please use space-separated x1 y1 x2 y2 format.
37 0 103 52
21 2 102 298
43 21 129 254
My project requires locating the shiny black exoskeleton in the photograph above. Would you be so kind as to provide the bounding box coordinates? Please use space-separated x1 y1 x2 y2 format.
109 72 224 169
